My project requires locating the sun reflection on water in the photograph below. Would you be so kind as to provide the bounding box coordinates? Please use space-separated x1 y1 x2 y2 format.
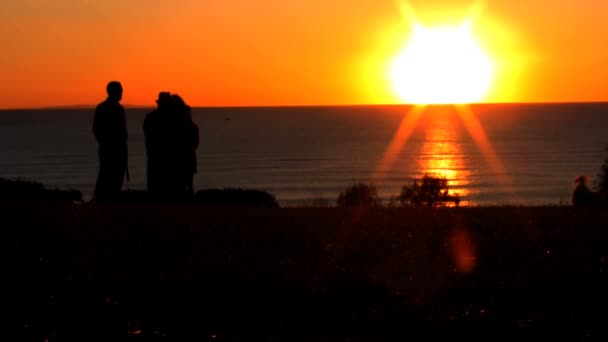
375 104 509 206
417 113 472 205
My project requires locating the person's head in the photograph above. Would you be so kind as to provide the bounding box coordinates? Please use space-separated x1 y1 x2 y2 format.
155 91 172 109
171 94 186 110
106 81 123 101
575 175 588 187
171 94 192 120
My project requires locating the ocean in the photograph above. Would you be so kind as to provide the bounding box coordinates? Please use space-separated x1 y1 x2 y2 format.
0 103 606 206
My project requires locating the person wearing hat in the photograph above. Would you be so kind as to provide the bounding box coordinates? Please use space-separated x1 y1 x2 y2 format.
93 81 128 203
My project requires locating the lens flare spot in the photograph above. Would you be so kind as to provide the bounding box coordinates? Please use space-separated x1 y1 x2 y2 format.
450 228 476 273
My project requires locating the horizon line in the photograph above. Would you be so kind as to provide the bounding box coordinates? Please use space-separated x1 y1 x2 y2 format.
2 100 608 111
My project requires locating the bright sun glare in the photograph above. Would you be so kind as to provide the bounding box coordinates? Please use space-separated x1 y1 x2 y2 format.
390 22 494 104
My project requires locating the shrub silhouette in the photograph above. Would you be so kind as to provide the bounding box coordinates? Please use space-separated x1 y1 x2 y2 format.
309 197 330 208
92 189 279 206
193 189 279 207
0 178 82 204
336 183 381 207
111 190 156 204
399 174 460 207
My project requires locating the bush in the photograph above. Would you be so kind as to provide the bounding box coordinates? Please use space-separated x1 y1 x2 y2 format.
0 178 82 204
193 189 279 207
309 197 331 208
399 174 460 207
336 183 381 207
111 190 156 204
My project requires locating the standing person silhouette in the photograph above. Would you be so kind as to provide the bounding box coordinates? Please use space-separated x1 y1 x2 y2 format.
93 81 128 203
144 92 177 198
171 94 199 195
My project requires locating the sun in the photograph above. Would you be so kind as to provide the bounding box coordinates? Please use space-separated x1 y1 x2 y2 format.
390 22 494 104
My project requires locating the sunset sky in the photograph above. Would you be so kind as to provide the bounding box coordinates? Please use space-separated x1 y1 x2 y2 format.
1 0 607 108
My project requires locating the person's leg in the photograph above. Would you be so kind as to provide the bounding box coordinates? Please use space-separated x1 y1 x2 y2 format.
108 163 125 200
94 162 110 203
97 161 125 203
187 173 194 195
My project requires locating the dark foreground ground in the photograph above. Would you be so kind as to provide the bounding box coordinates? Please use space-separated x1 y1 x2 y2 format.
5 205 608 340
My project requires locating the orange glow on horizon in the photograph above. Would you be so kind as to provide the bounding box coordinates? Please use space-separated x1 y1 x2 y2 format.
1 1 608 108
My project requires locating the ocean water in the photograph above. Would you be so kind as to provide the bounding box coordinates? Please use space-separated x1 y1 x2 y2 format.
0 103 606 206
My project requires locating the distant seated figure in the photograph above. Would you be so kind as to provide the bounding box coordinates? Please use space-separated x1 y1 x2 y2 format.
93 81 128 203
572 175 601 207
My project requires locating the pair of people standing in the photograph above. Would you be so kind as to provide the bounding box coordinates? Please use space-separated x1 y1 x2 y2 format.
93 81 199 202
144 91 199 199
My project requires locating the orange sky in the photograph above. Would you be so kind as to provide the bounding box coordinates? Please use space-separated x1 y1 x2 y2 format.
1 0 607 108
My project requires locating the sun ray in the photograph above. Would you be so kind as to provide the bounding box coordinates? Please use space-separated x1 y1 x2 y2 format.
455 104 515 196
373 105 426 182
396 0 419 25
375 104 513 204
396 0 486 25
465 0 485 24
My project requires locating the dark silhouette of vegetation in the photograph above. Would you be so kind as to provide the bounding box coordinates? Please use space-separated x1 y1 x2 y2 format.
573 175 602 207
110 190 156 204
0 178 82 203
336 182 381 207
8 205 608 339
309 197 330 207
399 174 460 207
88 188 279 207
194 189 279 207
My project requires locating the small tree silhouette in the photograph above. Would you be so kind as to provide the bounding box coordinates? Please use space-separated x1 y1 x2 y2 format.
399 174 460 207
336 182 381 207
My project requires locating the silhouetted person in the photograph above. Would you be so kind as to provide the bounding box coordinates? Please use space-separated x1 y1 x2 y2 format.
93 81 128 202
144 92 171 197
144 92 194 200
171 94 199 195
572 175 601 207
